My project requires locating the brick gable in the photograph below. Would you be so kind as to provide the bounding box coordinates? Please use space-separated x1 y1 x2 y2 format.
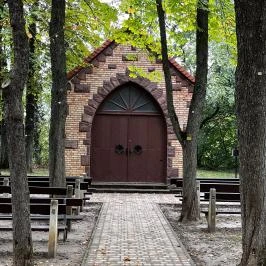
65 42 194 182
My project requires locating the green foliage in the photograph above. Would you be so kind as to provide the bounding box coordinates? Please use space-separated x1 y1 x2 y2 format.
1 0 238 171
66 0 118 70
1 0 118 168
198 42 237 170
0 1 11 81
115 0 188 57
116 0 236 61
198 113 236 169
31 49 51 167
35 114 49 167
208 0 236 62
128 65 163 82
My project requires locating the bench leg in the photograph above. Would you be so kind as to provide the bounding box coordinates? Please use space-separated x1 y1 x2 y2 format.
67 219 72 232
63 229 67 242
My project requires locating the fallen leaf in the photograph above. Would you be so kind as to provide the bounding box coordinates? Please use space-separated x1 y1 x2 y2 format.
124 256 131 262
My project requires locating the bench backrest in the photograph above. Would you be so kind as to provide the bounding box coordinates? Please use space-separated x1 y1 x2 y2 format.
0 197 83 206
0 177 91 189
0 203 66 215
0 186 67 196
200 183 239 193
0 175 92 182
170 178 239 192
170 178 239 187
204 192 240 201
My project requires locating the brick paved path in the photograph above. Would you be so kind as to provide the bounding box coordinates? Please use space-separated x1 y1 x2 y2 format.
82 193 194 266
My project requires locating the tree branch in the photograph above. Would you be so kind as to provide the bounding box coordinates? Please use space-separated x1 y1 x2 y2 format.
200 105 220 129
156 0 185 144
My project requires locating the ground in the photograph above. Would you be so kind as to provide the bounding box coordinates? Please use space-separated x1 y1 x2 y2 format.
160 204 242 266
0 198 242 266
0 203 102 266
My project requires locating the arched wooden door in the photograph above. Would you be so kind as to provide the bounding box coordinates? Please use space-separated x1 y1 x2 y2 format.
91 83 166 183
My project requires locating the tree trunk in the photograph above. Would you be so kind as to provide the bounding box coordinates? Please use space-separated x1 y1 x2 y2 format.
6 0 33 265
156 0 208 221
0 0 4 82
156 0 184 144
180 0 209 222
33 121 42 166
0 0 9 169
235 1 266 265
181 139 200 220
25 18 37 173
49 0 67 187
0 120 9 168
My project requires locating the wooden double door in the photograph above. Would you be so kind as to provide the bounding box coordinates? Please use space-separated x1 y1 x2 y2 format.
91 114 166 183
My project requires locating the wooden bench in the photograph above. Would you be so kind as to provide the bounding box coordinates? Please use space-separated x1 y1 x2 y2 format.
170 177 239 185
201 187 241 232
171 178 240 197
201 192 241 216
203 192 240 202
0 184 83 215
0 179 89 190
201 209 241 217
0 199 76 258
0 201 68 240
0 185 85 257
170 179 241 231
0 186 83 223
0 185 67 196
0 176 92 205
0 185 83 215
0 197 83 220
199 183 239 193
0 180 91 208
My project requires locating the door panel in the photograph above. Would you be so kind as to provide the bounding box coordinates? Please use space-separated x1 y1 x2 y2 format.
91 115 128 182
127 116 165 183
91 114 166 183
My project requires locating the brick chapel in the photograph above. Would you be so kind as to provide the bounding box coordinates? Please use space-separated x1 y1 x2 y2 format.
65 40 194 184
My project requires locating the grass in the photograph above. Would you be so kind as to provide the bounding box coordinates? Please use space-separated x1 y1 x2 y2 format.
0 168 48 176
197 168 238 179
1 167 237 179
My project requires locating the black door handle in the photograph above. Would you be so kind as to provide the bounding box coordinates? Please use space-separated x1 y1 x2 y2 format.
133 145 142 155
115 144 125 154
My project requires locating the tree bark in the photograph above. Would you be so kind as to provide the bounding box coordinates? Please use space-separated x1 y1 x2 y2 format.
156 0 208 221
49 0 67 187
0 121 9 168
33 120 42 165
180 0 209 222
25 14 37 173
0 0 9 169
235 1 266 265
0 0 4 82
156 0 184 143
6 0 33 265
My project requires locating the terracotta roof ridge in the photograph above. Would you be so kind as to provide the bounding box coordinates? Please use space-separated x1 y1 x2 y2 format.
168 57 195 84
67 39 114 80
67 39 195 84
84 39 114 63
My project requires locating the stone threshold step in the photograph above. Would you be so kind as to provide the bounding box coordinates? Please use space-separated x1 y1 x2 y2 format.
91 182 168 190
87 188 175 194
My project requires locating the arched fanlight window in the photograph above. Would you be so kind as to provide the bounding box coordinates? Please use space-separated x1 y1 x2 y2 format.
99 83 160 113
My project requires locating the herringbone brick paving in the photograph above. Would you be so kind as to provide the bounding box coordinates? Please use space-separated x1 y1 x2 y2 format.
82 193 194 266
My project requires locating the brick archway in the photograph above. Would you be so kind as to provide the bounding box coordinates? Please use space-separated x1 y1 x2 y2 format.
78 72 178 182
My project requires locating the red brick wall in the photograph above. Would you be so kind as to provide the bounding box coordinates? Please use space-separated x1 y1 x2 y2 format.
65 43 193 182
